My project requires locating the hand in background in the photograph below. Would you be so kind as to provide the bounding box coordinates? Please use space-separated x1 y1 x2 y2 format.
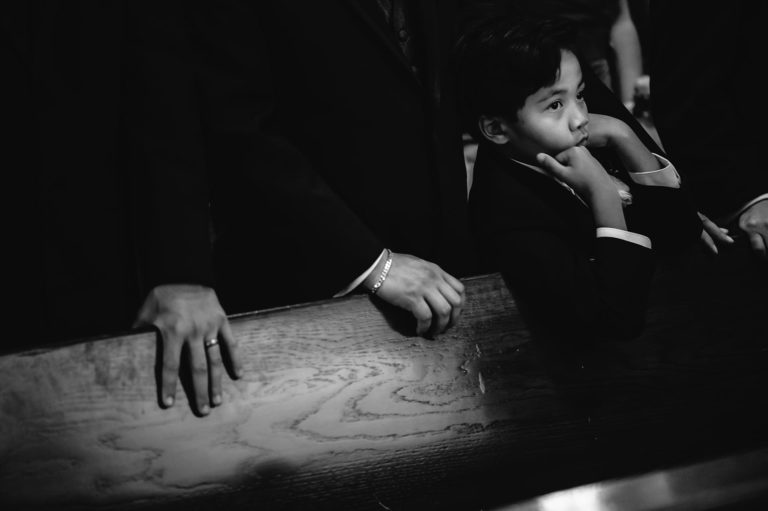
135 284 242 414
738 200 768 259
369 253 465 337
698 211 734 255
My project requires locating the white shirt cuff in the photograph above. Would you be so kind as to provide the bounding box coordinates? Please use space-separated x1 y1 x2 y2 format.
628 153 681 188
723 193 768 224
596 227 652 249
333 249 387 297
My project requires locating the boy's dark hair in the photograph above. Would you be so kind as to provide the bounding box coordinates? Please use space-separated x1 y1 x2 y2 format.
455 6 582 141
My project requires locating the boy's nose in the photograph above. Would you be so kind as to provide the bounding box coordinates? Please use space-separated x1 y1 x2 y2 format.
570 113 588 132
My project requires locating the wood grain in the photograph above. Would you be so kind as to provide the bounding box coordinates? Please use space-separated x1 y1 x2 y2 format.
1 249 767 510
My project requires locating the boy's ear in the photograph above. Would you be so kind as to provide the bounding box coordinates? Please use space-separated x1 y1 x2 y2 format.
478 115 511 145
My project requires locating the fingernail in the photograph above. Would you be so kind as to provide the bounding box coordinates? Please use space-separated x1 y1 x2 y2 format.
213 394 222 405
164 396 174 407
235 368 244 379
201 404 210 415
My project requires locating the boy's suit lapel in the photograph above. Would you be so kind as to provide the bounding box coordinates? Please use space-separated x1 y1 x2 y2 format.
487 149 596 245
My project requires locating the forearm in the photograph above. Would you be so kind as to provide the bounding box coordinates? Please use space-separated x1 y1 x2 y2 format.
589 187 628 231
611 128 660 174
610 0 643 105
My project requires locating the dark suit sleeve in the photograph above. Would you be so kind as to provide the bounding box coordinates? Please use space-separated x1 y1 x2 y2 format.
484 226 655 342
128 0 383 297
127 1 215 289
583 65 703 253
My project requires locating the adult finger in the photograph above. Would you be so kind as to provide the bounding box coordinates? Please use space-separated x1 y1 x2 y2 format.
701 229 717 255
438 282 463 329
749 232 767 258
203 332 224 407
411 299 433 337
219 319 243 379
424 289 452 335
442 271 466 298
699 213 734 245
157 326 182 408
188 338 211 415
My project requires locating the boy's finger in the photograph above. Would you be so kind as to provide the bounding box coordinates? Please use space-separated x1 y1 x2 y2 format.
536 153 566 177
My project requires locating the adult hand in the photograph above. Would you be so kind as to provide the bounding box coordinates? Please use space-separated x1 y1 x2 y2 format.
135 284 242 414
369 253 465 337
738 200 768 259
698 211 734 255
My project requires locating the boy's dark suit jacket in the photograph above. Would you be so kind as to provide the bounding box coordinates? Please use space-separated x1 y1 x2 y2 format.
469 75 702 342
129 0 476 312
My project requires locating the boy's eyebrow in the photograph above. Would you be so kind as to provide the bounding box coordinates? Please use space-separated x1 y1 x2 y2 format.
535 78 586 104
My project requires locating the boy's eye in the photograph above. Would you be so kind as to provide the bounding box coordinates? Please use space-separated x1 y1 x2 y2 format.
576 90 585 101
547 100 563 111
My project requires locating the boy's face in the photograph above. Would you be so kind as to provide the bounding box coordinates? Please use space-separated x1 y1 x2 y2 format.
500 50 588 160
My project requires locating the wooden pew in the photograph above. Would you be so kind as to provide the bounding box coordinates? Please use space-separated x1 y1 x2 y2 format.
1 248 767 510
496 446 768 510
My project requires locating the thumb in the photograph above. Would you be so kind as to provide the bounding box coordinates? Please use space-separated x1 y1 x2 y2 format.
536 152 568 179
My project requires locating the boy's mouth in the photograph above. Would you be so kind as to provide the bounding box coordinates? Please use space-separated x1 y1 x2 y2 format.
576 134 589 146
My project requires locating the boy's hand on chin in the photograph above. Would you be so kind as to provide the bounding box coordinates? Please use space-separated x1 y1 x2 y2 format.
537 147 615 199
585 113 630 149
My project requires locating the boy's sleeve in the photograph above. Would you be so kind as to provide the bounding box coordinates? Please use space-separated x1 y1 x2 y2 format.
629 154 681 188
484 225 655 341
625 185 702 254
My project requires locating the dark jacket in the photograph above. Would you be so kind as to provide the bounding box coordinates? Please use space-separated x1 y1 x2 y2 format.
650 1 768 221
469 75 701 342
128 0 476 312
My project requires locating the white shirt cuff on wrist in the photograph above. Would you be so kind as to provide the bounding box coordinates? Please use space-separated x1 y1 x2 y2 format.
333 249 387 298
723 193 768 224
628 153 681 188
597 227 652 249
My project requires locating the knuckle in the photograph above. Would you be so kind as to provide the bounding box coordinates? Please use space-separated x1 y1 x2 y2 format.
209 355 223 370
163 359 180 373
414 308 432 321
166 318 189 337
191 362 208 377
435 302 451 316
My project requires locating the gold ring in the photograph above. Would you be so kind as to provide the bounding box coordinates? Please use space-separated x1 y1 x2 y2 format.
204 338 219 349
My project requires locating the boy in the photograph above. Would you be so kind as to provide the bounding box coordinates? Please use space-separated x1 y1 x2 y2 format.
456 15 702 341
